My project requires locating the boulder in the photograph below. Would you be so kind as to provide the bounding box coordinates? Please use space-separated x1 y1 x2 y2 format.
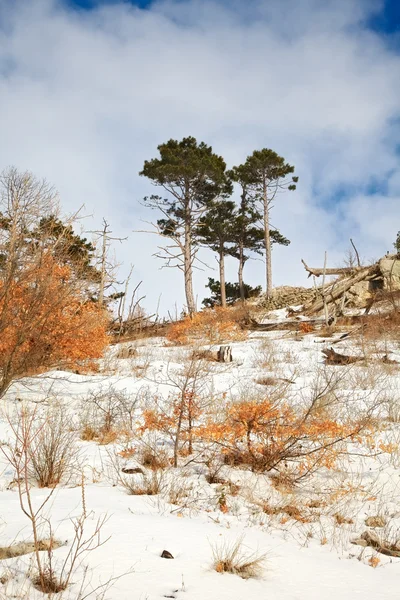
379 258 400 290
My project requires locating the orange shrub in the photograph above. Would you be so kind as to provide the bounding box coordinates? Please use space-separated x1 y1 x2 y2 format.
199 397 368 479
167 307 247 345
299 321 314 334
0 254 109 395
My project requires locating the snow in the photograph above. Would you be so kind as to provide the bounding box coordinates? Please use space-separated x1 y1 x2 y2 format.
0 325 400 599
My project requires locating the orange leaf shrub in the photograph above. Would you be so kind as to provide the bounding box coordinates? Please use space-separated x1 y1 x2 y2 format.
167 307 247 345
0 254 108 395
199 397 368 479
299 322 314 334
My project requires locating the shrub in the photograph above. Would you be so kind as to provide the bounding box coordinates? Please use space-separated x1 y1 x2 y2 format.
167 307 247 345
79 386 139 443
139 446 170 470
0 256 109 398
200 396 370 479
299 321 314 334
120 469 166 496
28 407 79 488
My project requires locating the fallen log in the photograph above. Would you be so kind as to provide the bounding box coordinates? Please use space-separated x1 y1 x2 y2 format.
351 531 400 558
304 264 380 315
301 259 364 278
322 347 363 365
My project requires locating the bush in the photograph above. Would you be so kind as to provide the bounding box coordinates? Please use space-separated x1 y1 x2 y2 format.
28 407 79 488
79 386 139 443
167 307 248 345
200 395 369 479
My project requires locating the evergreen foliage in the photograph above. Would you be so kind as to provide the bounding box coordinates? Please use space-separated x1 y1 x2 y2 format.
140 136 232 314
202 277 262 307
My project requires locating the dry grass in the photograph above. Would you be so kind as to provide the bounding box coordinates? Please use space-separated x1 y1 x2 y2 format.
31 569 67 594
333 512 354 526
255 376 285 387
139 446 171 470
211 536 267 579
120 469 166 496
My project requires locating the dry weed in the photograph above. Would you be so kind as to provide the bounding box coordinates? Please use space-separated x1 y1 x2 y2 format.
211 536 267 579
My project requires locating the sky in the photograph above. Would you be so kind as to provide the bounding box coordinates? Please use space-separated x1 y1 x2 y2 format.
0 0 400 315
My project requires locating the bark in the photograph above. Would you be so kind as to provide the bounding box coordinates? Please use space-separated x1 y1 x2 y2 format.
219 246 226 308
184 201 196 315
217 345 232 362
188 394 193 455
263 177 272 297
173 402 184 468
238 242 245 301
98 223 107 306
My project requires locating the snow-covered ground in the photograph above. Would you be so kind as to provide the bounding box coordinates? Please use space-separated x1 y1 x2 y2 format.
1 326 400 599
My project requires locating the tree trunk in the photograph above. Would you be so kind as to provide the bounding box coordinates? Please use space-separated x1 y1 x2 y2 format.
188 393 193 455
217 345 232 362
184 209 196 315
263 177 272 298
301 259 364 278
305 265 380 314
98 222 107 306
238 243 245 301
219 246 226 308
173 403 184 468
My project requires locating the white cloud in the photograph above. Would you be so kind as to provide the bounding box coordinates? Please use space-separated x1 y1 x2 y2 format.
0 0 399 313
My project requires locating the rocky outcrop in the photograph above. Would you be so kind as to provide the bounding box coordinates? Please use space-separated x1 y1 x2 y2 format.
259 286 319 310
379 257 400 289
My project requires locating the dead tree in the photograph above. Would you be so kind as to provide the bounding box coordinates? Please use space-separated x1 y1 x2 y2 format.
90 219 126 306
302 262 380 315
301 259 364 278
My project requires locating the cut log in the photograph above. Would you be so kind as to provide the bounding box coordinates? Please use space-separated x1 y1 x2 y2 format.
304 265 380 315
322 347 363 365
217 345 232 363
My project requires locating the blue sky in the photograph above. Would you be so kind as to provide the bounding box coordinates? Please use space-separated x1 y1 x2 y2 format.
67 0 153 8
68 0 400 33
0 0 400 313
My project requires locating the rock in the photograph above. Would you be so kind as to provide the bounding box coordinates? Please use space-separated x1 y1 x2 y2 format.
365 515 386 528
161 550 174 559
379 258 400 290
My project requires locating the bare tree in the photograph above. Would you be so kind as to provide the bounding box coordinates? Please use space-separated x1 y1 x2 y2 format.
90 218 126 306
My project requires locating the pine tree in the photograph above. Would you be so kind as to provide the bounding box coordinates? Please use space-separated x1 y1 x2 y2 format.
202 277 262 307
196 200 236 308
242 149 297 297
229 164 290 300
140 137 232 314
394 231 400 255
33 215 99 282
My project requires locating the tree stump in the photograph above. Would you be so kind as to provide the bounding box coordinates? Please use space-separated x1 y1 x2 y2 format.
217 345 232 363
